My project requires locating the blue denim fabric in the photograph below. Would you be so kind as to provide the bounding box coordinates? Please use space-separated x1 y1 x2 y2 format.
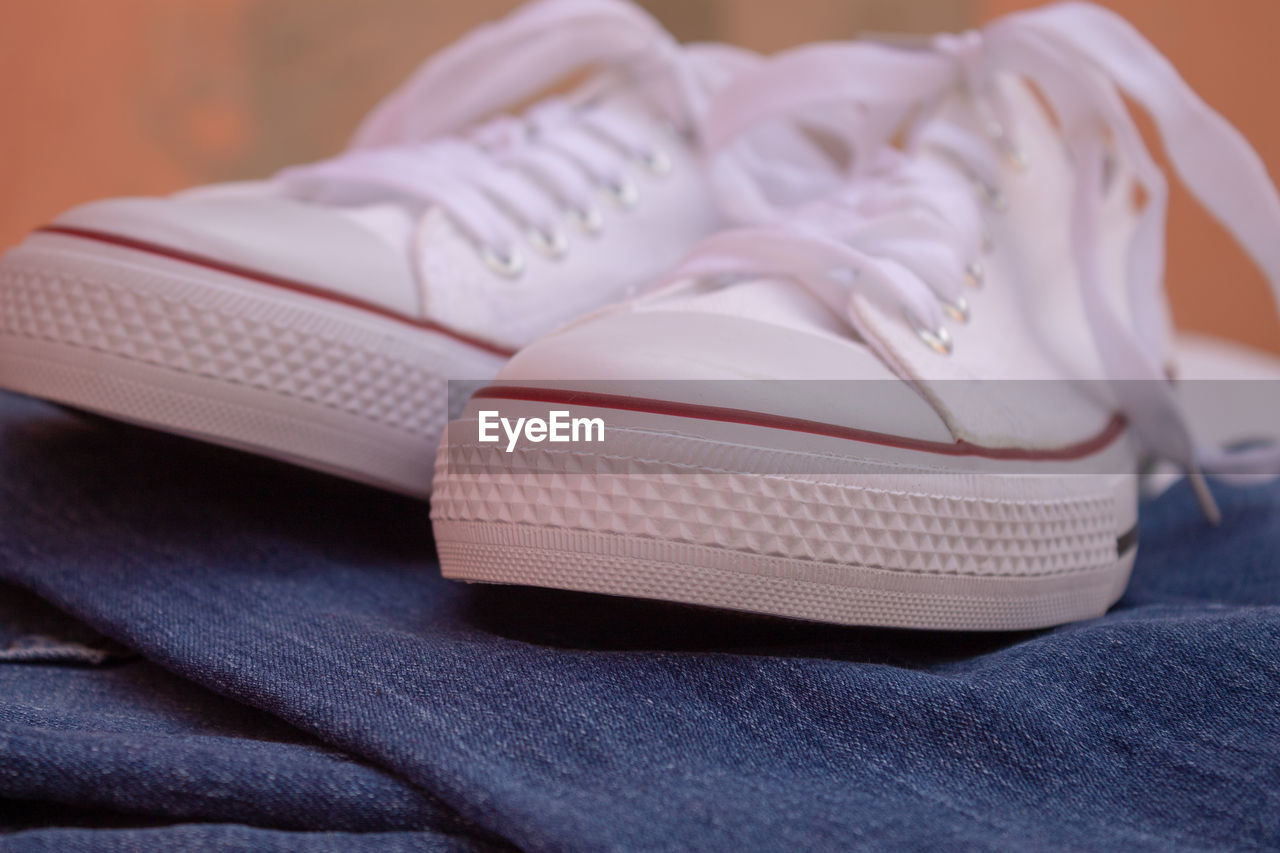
0 584 497 850
0 389 1277 851
4 824 478 852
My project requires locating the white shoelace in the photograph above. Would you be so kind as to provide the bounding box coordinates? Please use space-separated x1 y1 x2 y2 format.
277 0 709 275
665 151 982 348
674 1 1280 519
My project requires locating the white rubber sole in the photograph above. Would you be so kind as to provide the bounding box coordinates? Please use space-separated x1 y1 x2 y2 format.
0 232 506 496
432 394 1141 630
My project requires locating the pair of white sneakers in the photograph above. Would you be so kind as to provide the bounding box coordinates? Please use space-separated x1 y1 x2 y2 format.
2 0 1278 629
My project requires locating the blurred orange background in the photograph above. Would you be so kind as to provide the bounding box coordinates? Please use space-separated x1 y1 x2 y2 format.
1 0 1276 353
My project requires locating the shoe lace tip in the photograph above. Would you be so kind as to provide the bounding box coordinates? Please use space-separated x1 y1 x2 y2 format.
1188 468 1222 526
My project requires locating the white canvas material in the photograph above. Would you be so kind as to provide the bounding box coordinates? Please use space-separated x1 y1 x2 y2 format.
432 2 1280 629
0 0 778 495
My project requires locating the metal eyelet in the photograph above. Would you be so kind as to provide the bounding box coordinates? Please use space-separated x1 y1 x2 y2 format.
942 295 970 324
965 261 985 289
909 313 953 356
567 206 604 236
479 245 525 278
638 149 671 177
657 115 696 143
978 181 1008 212
527 226 569 259
606 177 639 209
979 107 1029 171
1003 143 1029 172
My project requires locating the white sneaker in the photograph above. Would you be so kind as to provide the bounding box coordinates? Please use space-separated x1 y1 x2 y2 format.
431 2 1280 629
0 0 771 496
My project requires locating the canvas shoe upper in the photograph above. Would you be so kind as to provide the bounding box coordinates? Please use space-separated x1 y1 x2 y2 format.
0 0 805 496
432 2 1280 629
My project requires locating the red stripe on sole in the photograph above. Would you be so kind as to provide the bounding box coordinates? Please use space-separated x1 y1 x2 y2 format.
35 224 517 359
474 385 1128 461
